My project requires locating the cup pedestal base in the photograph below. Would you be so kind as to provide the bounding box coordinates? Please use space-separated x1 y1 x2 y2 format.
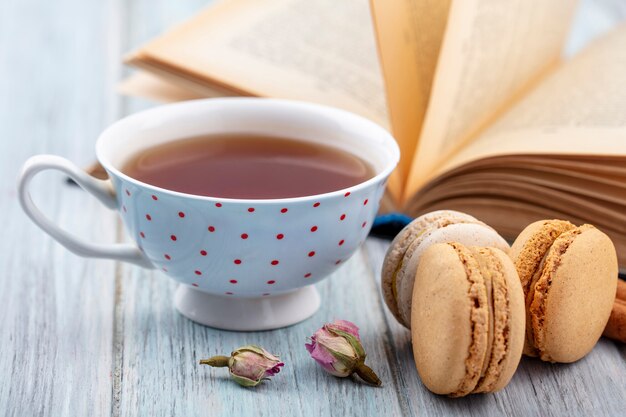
174 285 321 331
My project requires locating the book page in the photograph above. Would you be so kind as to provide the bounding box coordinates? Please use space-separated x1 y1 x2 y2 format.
128 0 387 127
435 23 626 176
369 0 451 192
405 0 577 199
118 72 211 102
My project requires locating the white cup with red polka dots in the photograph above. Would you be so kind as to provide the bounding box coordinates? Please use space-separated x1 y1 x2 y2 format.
18 98 399 330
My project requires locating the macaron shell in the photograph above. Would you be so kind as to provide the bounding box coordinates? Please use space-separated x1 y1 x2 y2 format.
397 223 510 327
411 243 489 396
381 210 481 326
530 225 618 363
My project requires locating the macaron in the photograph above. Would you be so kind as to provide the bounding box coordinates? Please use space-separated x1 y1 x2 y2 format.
411 243 525 396
510 220 618 363
381 210 510 328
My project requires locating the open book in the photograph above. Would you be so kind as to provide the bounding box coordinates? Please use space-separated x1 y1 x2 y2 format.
121 0 626 267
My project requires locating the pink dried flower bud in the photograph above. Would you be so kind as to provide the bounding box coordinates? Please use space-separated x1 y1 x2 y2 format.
305 319 381 386
200 345 284 387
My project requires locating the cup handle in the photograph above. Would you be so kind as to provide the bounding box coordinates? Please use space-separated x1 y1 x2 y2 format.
18 155 153 268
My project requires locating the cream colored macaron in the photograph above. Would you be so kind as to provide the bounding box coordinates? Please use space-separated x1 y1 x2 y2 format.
510 220 618 362
381 210 509 328
411 243 525 396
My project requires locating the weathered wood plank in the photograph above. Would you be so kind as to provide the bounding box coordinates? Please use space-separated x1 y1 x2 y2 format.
364 237 626 417
116 248 405 417
0 0 124 416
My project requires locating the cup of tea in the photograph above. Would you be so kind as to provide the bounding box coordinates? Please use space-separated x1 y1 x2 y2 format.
18 98 399 330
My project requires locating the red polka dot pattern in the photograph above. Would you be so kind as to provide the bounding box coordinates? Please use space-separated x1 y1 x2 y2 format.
116 178 381 296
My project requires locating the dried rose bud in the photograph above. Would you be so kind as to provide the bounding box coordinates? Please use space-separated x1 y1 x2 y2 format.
200 345 284 387
305 319 381 386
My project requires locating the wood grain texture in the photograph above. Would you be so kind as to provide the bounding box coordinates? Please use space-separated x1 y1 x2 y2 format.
1 0 626 416
114 251 405 417
0 0 123 416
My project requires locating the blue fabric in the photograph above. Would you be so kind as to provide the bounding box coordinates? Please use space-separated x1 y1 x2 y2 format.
370 213 413 239
372 213 413 228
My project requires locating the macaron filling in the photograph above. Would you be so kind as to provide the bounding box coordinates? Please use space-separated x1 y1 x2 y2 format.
390 258 402 309
390 229 427 312
513 220 575 297
523 258 546 357
476 250 495 383
448 243 489 397
472 248 511 393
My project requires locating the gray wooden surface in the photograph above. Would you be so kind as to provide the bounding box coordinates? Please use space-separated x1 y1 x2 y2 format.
1 1 625 416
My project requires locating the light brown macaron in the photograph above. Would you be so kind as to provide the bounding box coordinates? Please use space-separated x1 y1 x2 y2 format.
381 210 510 328
510 220 618 363
411 243 525 397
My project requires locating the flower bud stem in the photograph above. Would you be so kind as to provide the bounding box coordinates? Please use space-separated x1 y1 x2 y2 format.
354 362 382 386
199 356 230 367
